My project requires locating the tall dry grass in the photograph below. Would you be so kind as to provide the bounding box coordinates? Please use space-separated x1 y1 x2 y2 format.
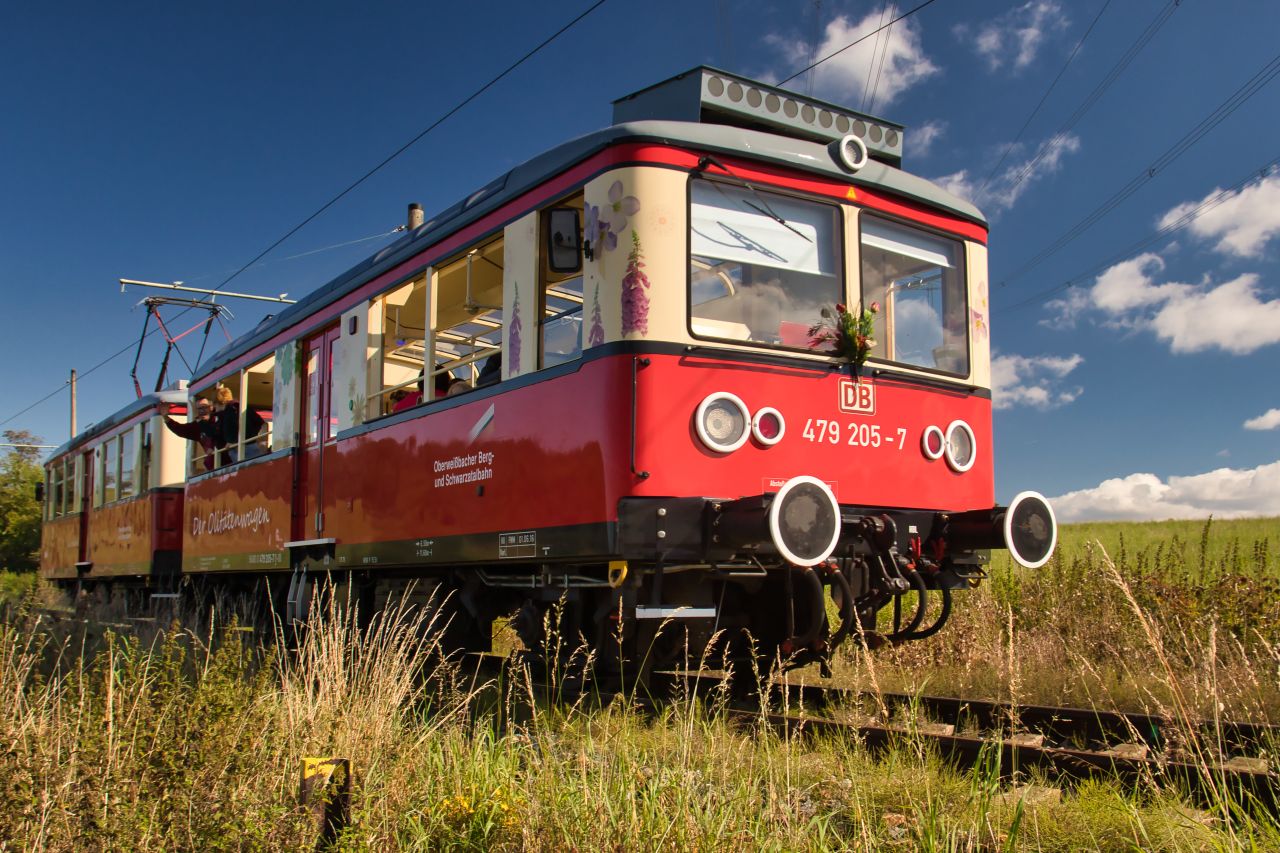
831 519 1280 721
1 517 1278 850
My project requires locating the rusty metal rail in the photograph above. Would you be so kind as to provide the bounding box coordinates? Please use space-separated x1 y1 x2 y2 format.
648 671 1280 811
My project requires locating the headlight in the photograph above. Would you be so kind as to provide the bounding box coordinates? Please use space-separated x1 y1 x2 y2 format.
768 476 841 567
751 407 785 446
944 420 976 472
695 392 750 453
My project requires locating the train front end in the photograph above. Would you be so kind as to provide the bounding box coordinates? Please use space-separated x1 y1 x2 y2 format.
597 69 1057 671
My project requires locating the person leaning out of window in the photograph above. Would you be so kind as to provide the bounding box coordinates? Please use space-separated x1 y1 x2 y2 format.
213 384 266 464
162 397 222 472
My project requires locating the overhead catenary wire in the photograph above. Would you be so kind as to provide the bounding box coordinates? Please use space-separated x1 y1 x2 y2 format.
999 52 1280 288
0 0 611 433
865 1 897 116
780 0 938 87
977 0 1113 195
999 0 1180 198
1003 154 1280 312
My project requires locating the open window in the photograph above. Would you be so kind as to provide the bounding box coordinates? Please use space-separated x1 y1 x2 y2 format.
860 215 969 376
430 238 504 396
540 195 584 367
376 275 429 414
238 356 274 459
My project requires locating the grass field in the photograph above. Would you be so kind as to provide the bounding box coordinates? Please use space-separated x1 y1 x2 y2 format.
0 516 1277 850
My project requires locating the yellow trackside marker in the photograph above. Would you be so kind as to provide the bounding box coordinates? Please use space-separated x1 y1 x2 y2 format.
846 187 857 200
300 757 351 843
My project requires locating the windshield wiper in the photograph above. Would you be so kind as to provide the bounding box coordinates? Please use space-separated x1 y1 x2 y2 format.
695 155 813 243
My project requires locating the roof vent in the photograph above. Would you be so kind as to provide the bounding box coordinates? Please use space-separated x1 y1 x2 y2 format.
612 66 904 168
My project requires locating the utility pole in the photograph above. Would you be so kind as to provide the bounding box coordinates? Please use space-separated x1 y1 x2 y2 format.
69 369 77 438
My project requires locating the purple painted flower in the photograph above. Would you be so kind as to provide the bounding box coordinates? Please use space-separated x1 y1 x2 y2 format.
588 285 605 347
605 180 640 235
621 232 650 337
584 203 603 253
507 283 523 377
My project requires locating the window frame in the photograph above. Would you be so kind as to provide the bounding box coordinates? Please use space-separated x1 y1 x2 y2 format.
685 175 847 355
857 211 971 379
538 195 585 370
118 430 136 500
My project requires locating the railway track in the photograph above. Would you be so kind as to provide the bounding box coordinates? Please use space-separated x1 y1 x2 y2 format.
648 671 1280 811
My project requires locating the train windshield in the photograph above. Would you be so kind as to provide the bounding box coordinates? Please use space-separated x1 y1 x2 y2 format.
689 179 842 349
860 216 969 376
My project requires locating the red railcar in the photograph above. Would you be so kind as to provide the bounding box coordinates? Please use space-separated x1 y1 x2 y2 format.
39 391 188 600
42 68 1057 672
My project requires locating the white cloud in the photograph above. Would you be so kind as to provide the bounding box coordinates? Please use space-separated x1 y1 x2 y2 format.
991 352 1083 410
1151 273 1280 354
911 120 945 157
769 10 938 108
934 133 1080 214
1049 460 1280 522
1244 408 1280 430
1158 172 1280 259
956 1 1069 72
1061 252 1280 355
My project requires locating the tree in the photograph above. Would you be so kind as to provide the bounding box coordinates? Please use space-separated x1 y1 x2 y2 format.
0 429 45 572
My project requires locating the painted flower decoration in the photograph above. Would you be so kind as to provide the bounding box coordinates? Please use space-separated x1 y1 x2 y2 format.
507 283 523 377
584 203 604 254
588 284 605 347
586 180 641 254
808 301 878 376
606 180 640 234
621 232 651 337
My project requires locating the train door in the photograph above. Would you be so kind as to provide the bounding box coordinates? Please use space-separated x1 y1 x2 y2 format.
295 325 340 541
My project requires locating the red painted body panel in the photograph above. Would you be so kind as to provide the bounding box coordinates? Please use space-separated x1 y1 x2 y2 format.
85 497 155 576
40 516 80 580
182 456 292 572
631 354 993 511
219 351 994 569
322 356 629 551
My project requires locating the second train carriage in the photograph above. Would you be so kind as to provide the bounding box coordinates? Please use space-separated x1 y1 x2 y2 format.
39 390 189 599
41 68 1058 671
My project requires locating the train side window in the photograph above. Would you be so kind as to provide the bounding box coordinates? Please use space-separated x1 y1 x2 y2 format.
138 422 152 492
540 197 584 368
860 216 969 376
430 238 504 396
93 446 104 507
376 276 429 414
118 432 135 500
239 356 274 460
102 439 118 504
50 462 64 519
189 386 217 474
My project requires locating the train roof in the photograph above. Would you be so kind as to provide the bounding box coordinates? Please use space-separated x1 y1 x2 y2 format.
192 116 986 384
46 390 187 463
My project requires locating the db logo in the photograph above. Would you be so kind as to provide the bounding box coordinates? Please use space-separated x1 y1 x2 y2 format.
838 379 875 415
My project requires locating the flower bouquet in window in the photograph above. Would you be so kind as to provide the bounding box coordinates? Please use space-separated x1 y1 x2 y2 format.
808 301 879 374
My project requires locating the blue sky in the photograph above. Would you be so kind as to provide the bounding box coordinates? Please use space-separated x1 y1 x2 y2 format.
3 1 1277 521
